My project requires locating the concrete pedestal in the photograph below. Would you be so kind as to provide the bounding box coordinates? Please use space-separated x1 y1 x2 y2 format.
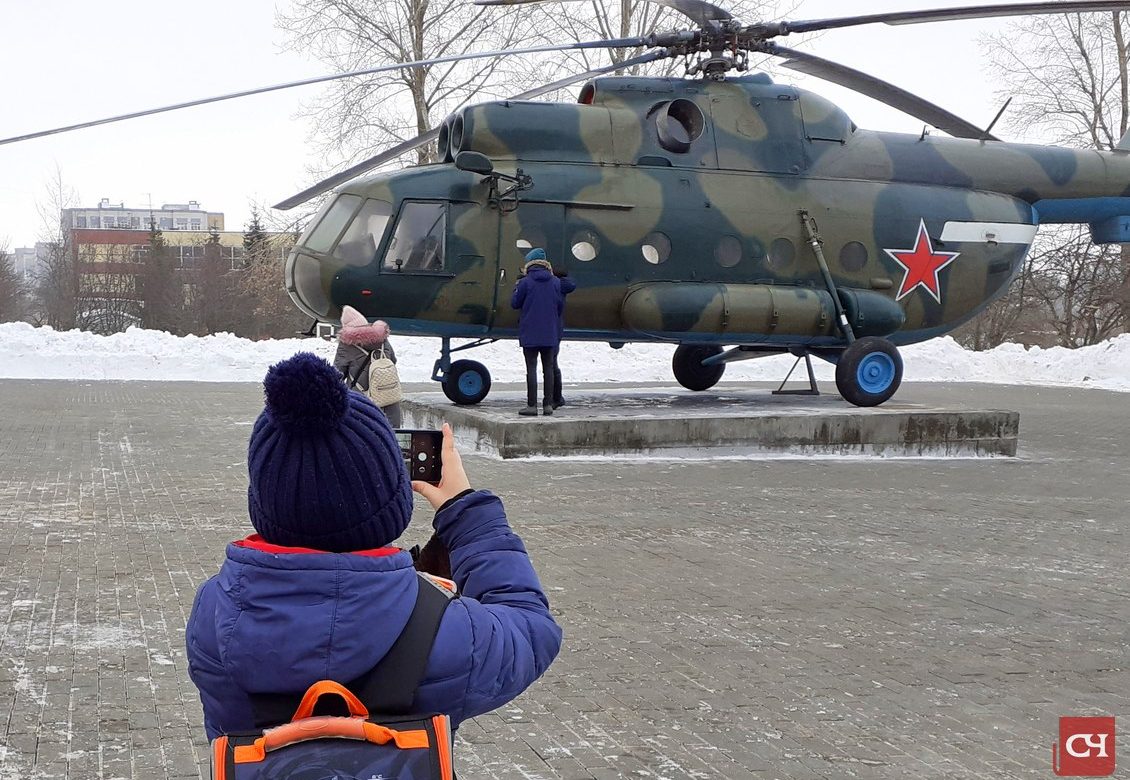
402 386 1019 459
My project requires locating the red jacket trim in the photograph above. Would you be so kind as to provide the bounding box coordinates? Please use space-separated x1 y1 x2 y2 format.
234 534 401 558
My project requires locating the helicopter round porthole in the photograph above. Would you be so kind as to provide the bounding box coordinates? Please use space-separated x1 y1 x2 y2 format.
839 241 869 272
516 227 547 256
768 237 795 270
642 232 671 265
715 235 742 268
571 230 600 262
655 99 705 154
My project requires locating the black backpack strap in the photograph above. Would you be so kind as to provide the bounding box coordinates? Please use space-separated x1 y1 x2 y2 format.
249 572 453 726
346 351 373 389
357 573 453 715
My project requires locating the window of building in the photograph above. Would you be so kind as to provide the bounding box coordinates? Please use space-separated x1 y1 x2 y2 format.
175 218 188 229
103 217 117 229
76 216 87 228
190 219 201 230
160 218 172 230
130 217 140 229
383 202 446 273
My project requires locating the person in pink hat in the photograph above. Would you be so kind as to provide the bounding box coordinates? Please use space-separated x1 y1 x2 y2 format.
333 305 402 426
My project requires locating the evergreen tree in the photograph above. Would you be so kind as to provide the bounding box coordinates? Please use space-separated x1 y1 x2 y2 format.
140 225 182 333
0 248 27 323
238 208 305 338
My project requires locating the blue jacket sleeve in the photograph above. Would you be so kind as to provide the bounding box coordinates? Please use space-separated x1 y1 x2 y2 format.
186 578 237 741
559 276 577 296
432 490 562 719
510 278 526 310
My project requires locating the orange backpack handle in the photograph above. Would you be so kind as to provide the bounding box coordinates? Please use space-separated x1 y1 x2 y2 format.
290 680 369 721
233 716 430 763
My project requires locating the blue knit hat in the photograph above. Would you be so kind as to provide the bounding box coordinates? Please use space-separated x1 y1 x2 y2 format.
246 352 412 552
524 248 546 262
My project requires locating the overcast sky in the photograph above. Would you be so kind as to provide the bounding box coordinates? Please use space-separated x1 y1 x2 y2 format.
0 0 1029 249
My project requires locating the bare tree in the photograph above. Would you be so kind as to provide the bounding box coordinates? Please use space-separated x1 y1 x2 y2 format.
977 12 1130 342
1025 226 1127 347
73 243 144 334
526 0 789 88
29 171 82 330
278 0 529 171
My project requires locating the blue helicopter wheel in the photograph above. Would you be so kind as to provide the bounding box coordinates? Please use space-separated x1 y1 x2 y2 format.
443 360 492 405
834 337 903 407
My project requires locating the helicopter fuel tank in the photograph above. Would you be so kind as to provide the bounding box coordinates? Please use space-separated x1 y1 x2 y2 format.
620 282 904 340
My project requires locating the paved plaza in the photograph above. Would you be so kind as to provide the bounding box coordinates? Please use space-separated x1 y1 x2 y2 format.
0 378 1127 779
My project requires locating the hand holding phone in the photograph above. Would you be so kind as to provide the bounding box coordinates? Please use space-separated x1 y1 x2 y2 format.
394 429 443 485
411 423 472 509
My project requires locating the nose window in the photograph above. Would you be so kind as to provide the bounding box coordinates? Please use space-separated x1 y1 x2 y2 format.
300 194 362 254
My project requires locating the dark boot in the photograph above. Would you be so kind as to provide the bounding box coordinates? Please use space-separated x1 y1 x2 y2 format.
543 402 554 416
519 406 538 416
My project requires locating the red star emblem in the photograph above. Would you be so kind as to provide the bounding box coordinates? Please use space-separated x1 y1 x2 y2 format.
884 220 960 303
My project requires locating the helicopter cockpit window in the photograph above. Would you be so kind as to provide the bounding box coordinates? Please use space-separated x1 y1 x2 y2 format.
302 194 362 254
383 202 447 273
335 199 392 267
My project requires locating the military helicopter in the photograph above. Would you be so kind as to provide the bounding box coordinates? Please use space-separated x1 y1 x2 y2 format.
8 1 1130 407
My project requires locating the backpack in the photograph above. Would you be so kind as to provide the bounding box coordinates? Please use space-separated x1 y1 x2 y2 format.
210 573 455 780
367 343 403 407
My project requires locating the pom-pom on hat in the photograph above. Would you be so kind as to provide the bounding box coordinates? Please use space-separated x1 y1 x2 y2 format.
247 352 412 552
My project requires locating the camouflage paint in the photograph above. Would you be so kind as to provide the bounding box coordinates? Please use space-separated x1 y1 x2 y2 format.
285 73 1130 350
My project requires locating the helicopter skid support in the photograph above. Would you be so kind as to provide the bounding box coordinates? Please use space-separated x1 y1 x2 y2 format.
773 352 820 396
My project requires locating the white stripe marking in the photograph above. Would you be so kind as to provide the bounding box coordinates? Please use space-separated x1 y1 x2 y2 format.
940 222 1038 244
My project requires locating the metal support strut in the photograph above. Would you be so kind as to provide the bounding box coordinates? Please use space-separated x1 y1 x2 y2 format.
430 336 499 383
799 209 855 345
772 352 820 396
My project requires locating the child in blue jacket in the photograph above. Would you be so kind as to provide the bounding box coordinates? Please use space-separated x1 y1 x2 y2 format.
186 352 562 739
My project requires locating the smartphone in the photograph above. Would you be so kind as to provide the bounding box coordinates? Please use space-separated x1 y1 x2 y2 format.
394 429 443 485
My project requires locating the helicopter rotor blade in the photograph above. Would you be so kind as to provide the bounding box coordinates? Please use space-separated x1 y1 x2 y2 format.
475 0 731 26
775 46 996 141
272 49 669 211
758 1 1130 37
0 38 649 148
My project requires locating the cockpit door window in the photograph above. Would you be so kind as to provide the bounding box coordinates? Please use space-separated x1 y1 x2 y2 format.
383 201 447 274
336 199 393 266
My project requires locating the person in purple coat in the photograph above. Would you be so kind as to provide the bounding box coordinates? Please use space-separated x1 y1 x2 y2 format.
185 352 561 740
510 248 563 416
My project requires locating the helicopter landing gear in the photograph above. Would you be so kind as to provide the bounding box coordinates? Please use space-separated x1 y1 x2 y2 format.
432 337 497 405
442 360 492 405
672 344 725 391
834 337 903 407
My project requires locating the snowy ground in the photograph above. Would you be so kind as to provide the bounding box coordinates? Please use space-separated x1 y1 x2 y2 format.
1 322 1129 392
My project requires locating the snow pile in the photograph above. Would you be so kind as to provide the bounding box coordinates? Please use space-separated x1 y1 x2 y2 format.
1 322 1128 392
